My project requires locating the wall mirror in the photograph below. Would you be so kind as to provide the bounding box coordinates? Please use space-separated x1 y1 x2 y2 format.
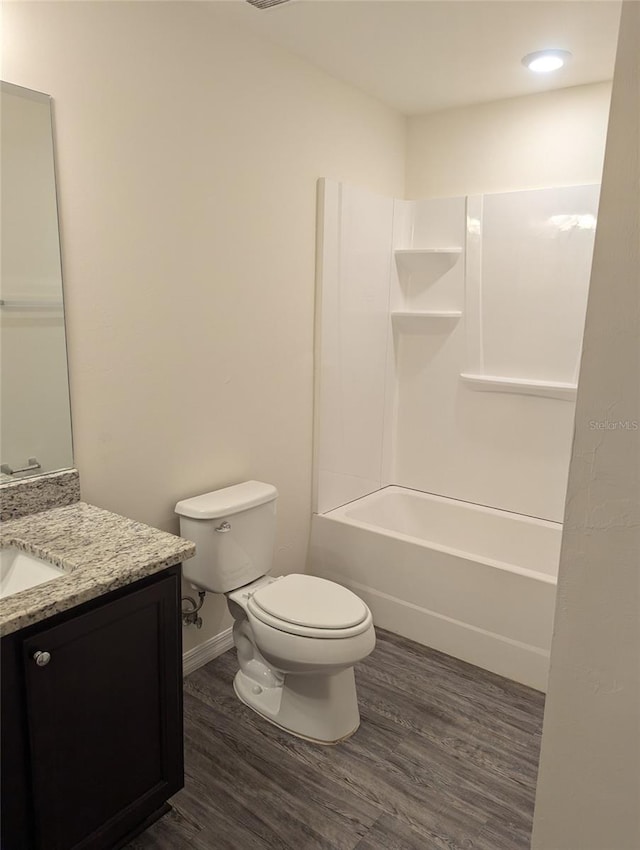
0 81 73 481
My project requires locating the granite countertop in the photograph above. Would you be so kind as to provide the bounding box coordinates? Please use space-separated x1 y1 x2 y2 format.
1 501 196 636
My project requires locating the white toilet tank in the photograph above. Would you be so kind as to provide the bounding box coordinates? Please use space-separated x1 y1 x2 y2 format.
175 481 278 593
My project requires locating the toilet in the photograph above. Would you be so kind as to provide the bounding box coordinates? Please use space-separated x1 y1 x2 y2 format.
175 481 375 744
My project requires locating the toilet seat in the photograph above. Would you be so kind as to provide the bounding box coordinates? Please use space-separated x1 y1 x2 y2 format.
247 574 372 639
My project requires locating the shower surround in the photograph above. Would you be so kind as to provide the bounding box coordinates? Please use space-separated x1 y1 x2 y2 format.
310 179 599 690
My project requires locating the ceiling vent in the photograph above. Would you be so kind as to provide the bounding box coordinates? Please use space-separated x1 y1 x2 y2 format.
246 0 291 8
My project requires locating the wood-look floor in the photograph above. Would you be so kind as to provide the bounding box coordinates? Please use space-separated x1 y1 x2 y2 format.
127 629 545 850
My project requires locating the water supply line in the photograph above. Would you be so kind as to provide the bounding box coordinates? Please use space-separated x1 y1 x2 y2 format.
182 590 206 629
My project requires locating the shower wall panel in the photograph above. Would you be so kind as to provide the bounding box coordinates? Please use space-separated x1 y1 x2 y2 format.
478 185 599 384
394 186 598 522
315 181 597 523
313 179 394 513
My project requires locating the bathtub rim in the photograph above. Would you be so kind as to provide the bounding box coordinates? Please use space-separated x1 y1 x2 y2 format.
317 486 560 586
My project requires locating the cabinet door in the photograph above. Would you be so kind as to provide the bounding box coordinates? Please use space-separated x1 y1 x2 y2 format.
22 573 183 850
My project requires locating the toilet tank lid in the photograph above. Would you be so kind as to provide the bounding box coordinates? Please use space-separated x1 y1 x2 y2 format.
175 481 278 519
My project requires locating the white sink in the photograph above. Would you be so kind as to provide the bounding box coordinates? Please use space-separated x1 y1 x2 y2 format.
0 546 66 599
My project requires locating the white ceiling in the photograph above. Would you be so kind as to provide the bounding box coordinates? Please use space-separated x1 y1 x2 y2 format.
212 1 621 115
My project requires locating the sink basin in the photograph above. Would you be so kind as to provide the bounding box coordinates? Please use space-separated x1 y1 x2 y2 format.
0 546 66 599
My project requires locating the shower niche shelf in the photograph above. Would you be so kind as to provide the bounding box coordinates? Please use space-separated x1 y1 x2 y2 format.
392 310 462 325
460 372 578 401
394 248 463 284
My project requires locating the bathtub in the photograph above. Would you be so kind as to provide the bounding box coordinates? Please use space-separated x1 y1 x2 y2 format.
309 486 561 691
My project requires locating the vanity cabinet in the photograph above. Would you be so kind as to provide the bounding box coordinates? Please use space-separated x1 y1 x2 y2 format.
1 566 184 850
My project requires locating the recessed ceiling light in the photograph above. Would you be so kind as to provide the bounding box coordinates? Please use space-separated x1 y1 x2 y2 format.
522 50 572 74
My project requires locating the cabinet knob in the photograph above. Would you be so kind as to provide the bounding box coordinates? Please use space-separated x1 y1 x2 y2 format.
33 650 51 667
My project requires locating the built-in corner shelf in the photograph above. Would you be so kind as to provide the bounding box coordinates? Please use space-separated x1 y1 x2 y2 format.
394 248 463 281
460 372 578 402
392 310 462 320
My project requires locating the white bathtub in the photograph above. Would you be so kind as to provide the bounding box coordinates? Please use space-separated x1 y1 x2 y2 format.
309 486 561 691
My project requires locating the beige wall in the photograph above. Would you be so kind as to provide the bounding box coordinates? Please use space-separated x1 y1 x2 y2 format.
2 1 406 650
532 3 639 847
406 82 611 199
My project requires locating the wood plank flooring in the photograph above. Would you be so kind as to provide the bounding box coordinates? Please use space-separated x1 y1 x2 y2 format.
126 629 545 850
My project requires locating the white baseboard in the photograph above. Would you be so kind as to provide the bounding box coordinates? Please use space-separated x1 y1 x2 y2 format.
182 626 234 677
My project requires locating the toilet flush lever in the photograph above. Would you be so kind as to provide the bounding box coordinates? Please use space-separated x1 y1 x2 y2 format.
215 521 231 533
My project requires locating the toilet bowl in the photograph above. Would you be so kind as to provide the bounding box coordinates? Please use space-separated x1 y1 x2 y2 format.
228 574 375 742
175 481 375 744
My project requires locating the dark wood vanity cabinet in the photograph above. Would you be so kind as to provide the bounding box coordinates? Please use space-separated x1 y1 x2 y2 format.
1 566 184 850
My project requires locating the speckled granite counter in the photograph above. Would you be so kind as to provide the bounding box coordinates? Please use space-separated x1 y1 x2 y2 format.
0 468 81 522
1 502 195 636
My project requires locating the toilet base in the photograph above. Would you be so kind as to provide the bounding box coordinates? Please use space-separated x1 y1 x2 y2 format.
233 667 360 745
